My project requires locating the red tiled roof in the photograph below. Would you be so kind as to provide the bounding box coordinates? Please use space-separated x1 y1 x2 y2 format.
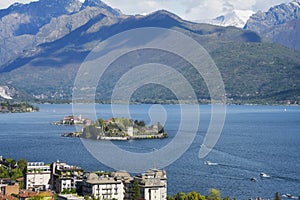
16 177 24 182
19 192 37 198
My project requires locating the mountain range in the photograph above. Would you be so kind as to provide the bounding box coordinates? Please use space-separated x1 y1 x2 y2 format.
244 0 300 51
0 0 299 104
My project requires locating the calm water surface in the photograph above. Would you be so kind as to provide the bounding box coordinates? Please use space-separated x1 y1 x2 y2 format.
0 104 299 199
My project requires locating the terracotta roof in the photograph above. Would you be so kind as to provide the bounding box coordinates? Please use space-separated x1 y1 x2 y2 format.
0 195 18 200
16 177 24 182
19 192 37 198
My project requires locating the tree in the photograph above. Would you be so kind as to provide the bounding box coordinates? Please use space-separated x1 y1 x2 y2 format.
17 159 27 170
274 192 281 200
132 180 141 200
10 168 23 180
5 158 16 168
168 192 205 200
185 191 205 200
206 189 221 200
0 166 9 178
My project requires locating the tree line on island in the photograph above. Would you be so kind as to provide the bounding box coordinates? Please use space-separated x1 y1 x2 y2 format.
0 101 39 113
59 117 168 140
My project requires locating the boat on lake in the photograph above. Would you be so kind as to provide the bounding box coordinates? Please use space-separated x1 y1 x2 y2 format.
260 172 270 178
204 161 218 166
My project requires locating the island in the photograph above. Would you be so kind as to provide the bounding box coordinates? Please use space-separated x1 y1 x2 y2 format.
61 117 167 140
52 115 91 126
0 102 39 113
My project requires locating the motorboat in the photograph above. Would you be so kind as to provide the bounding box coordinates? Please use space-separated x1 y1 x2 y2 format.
250 178 257 182
260 172 270 178
282 194 293 198
204 161 218 166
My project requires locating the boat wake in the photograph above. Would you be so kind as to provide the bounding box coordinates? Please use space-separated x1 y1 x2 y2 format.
204 160 219 166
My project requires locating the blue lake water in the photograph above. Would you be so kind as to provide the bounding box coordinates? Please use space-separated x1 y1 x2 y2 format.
0 104 299 199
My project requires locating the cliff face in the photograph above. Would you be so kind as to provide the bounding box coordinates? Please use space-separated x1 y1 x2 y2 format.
244 1 300 51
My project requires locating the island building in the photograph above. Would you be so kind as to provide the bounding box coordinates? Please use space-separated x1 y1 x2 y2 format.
24 162 51 191
50 161 84 193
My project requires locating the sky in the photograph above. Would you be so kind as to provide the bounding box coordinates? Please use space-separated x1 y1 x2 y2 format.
0 0 293 21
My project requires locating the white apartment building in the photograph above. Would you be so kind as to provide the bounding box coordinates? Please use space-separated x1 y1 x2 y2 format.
25 162 51 191
135 169 167 200
51 161 84 193
82 173 124 200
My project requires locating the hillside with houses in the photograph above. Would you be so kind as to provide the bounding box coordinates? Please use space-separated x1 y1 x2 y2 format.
0 156 167 200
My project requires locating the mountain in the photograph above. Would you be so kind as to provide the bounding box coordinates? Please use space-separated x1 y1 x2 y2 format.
244 1 300 51
206 10 254 28
0 2 299 104
0 0 122 66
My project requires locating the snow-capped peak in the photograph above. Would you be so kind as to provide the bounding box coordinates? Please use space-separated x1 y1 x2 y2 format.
203 10 254 28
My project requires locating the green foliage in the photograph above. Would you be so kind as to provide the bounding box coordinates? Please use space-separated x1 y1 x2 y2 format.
274 192 281 200
206 189 221 200
0 102 39 113
168 191 205 200
53 194 58 200
28 196 44 200
61 188 76 194
19 181 24 189
0 166 9 178
0 158 28 180
10 168 23 180
1 19 300 105
134 120 145 127
132 180 141 200
84 195 90 200
5 158 16 167
17 158 27 170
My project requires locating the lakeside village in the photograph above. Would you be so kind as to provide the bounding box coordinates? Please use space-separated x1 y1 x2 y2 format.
53 116 168 141
1 157 295 200
0 102 39 113
0 156 167 200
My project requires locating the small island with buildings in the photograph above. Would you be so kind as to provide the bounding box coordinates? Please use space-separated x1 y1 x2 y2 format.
56 117 168 140
52 115 91 126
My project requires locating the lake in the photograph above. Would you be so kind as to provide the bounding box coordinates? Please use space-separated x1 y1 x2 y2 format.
0 104 299 199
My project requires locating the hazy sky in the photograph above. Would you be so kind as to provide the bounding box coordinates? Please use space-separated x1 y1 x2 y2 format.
0 0 292 21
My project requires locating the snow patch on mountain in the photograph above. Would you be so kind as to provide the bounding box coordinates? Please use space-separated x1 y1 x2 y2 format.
202 10 254 28
0 86 13 99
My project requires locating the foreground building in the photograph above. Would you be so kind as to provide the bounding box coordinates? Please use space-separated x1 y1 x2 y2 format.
50 161 84 193
24 162 51 191
24 160 167 200
82 173 124 200
0 181 19 196
81 169 167 200
134 169 167 200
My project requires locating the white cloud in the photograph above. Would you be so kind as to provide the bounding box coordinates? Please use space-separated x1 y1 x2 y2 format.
0 0 38 9
0 0 294 21
101 0 293 21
